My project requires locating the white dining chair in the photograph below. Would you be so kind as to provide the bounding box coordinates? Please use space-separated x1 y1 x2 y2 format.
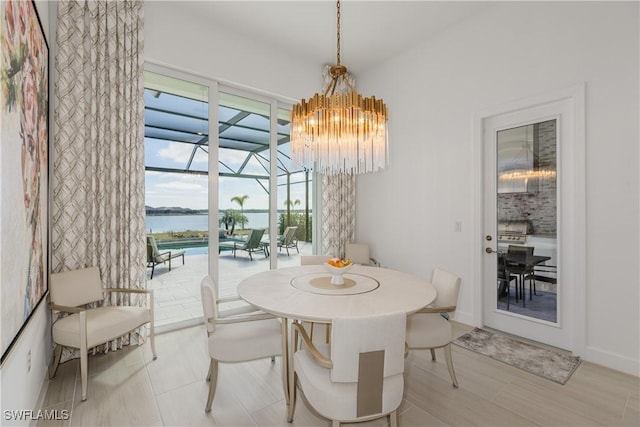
345 243 380 266
300 255 334 265
299 255 335 343
288 311 407 427
200 275 282 412
406 267 462 387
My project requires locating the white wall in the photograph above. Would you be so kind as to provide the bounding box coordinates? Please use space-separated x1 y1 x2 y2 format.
145 1 319 101
357 1 639 375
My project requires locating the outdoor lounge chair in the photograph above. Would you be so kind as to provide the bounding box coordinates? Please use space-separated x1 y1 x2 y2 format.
219 228 267 260
147 236 185 279
277 226 299 255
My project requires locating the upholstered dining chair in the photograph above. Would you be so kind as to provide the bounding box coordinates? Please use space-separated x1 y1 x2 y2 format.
49 266 156 401
300 255 334 265
345 243 380 267
299 255 335 343
406 267 462 387
288 312 407 427
200 275 282 413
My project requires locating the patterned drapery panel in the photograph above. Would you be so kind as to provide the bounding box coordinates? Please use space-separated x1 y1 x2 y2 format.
321 173 355 258
53 0 146 355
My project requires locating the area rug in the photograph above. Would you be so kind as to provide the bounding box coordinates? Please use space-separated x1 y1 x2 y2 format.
452 328 581 384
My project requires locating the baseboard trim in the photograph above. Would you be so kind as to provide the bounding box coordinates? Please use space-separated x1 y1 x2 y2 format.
585 345 639 377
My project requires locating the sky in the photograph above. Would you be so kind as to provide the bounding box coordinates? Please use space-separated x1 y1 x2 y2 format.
144 107 308 211
145 171 310 211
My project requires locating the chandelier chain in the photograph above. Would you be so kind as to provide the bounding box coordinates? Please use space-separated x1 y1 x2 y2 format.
336 0 341 65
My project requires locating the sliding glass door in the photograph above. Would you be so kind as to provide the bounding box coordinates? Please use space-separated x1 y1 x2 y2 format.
143 65 314 328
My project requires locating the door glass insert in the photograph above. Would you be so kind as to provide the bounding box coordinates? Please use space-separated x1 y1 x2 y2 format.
496 120 558 323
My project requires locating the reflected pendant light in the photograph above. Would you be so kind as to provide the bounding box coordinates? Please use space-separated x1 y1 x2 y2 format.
291 0 389 176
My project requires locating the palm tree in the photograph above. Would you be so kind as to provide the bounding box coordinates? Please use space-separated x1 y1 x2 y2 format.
284 199 301 209
231 194 249 229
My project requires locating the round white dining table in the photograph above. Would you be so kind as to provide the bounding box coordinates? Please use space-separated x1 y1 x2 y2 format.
238 264 437 322
237 264 437 404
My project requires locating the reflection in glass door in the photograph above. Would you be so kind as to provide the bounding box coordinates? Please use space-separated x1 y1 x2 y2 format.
496 121 558 323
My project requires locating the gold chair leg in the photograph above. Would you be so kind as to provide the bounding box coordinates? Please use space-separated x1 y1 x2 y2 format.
205 359 218 412
331 420 340 427
444 343 459 388
430 348 437 361
287 373 297 422
281 318 290 405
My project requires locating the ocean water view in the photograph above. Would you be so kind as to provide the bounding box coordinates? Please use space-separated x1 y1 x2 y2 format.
146 213 271 233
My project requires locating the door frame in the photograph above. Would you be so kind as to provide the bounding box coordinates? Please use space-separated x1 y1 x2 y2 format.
472 84 586 356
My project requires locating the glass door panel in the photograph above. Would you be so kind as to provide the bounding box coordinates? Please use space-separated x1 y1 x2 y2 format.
276 107 314 263
496 120 558 322
144 70 209 328
217 92 271 298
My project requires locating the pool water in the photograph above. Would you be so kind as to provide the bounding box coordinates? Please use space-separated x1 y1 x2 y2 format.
184 246 208 256
158 245 209 256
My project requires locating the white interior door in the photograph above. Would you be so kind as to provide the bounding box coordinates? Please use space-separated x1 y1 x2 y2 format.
481 92 583 351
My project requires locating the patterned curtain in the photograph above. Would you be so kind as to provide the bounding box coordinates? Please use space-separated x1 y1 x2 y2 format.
321 173 356 258
52 0 146 356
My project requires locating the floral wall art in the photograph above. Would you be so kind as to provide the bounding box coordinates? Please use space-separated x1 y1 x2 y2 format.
1 0 48 363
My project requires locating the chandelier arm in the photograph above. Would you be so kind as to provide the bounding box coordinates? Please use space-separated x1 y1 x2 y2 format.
340 75 356 93
324 77 338 97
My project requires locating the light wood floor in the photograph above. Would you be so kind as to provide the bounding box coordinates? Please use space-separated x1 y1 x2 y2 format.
37 321 638 427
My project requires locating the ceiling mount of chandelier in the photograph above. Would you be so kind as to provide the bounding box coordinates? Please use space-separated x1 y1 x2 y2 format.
290 0 389 176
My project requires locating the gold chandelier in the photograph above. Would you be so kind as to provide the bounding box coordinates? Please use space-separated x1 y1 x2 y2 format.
290 0 388 175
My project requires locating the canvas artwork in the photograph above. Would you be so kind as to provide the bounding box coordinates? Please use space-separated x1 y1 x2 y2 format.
1 0 49 363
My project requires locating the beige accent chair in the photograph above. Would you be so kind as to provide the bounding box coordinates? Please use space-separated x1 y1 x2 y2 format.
277 226 299 255
49 266 156 401
288 312 407 427
406 267 462 387
345 243 380 267
146 235 185 279
200 275 282 413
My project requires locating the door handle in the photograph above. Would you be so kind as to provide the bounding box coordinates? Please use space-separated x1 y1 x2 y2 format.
485 247 495 254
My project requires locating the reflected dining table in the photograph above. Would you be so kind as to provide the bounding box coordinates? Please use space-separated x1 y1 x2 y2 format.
502 252 552 306
237 264 437 404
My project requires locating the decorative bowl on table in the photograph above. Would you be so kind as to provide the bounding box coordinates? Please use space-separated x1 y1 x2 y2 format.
324 258 353 285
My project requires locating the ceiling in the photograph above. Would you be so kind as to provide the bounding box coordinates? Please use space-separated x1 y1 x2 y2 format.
180 1 495 75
